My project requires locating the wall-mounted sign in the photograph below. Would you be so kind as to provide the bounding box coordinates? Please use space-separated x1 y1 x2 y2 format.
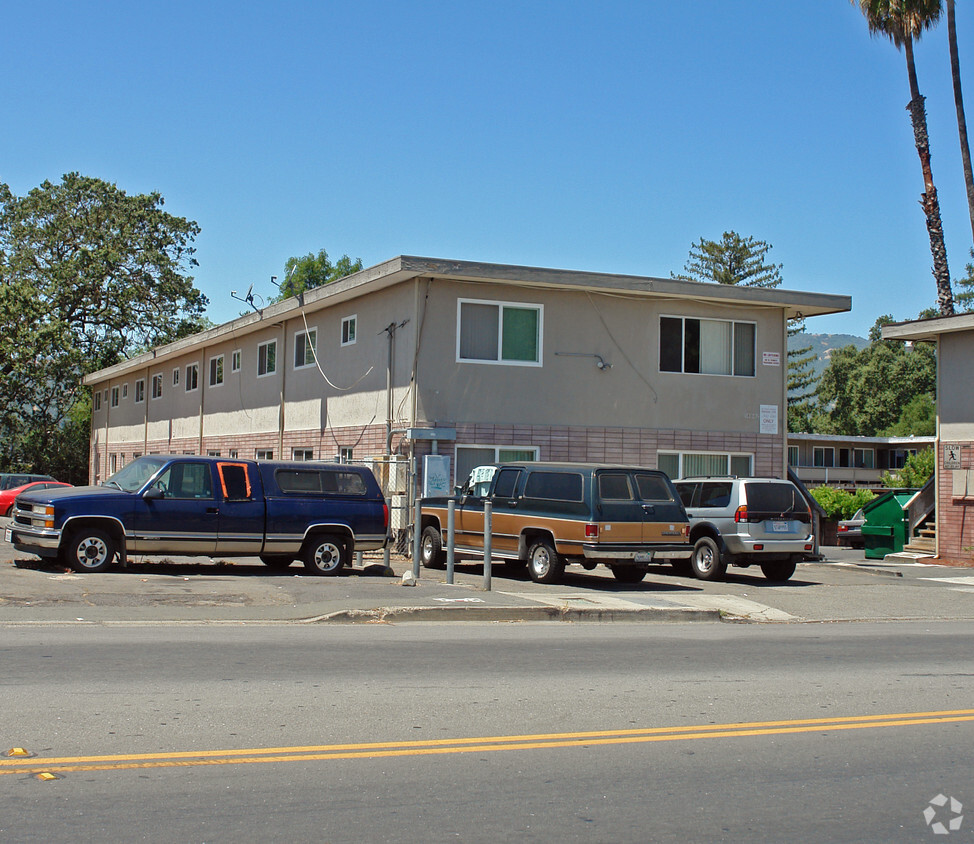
762 352 780 367
760 404 778 435
944 443 962 469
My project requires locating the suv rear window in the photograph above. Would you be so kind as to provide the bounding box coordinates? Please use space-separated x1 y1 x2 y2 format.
523 471 583 502
635 473 675 502
744 482 808 519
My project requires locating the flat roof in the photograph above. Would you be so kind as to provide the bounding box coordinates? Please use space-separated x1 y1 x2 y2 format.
86 255 852 384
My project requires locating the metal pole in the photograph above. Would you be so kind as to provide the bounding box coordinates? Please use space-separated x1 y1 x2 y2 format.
446 499 456 584
412 496 422 579
483 500 492 591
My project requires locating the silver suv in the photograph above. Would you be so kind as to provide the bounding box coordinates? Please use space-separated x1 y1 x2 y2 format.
673 477 814 582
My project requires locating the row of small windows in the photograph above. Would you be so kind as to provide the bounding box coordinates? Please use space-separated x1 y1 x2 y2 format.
93 318 360 410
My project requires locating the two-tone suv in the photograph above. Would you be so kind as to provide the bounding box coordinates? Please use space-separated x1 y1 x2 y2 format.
673 477 814 582
420 462 692 584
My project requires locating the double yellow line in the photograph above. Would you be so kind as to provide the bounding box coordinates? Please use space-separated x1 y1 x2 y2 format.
4 708 974 777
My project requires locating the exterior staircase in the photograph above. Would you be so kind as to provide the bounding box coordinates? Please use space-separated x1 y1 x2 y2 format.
903 518 936 555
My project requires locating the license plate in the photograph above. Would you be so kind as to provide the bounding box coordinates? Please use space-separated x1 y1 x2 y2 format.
769 521 791 533
4 528 12 543
634 552 653 563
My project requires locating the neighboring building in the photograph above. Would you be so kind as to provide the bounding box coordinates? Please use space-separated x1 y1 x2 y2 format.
883 314 974 565
85 255 850 496
788 433 935 490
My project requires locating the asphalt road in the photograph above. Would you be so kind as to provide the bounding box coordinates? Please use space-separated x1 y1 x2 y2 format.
2 622 973 843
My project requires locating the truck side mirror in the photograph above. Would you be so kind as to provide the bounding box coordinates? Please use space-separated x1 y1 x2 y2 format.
143 486 164 501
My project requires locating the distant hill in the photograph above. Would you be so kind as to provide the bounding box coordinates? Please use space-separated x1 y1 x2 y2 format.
788 332 869 379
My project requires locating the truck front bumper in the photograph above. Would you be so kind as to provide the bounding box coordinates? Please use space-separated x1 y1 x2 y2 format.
5 524 62 558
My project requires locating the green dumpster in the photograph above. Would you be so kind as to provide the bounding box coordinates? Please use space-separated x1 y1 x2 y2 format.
861 490 917 559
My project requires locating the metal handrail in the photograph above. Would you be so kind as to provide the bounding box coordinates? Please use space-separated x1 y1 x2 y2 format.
906 476 936 534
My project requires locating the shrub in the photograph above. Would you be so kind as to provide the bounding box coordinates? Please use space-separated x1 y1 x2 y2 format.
810 486 876 521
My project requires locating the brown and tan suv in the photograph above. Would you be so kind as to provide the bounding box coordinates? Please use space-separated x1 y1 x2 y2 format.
419 462 691 584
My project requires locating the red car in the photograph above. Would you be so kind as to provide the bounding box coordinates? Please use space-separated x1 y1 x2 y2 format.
0 481 72 518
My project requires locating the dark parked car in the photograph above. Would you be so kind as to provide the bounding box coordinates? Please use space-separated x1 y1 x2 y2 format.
837 508 866 549
0 473 54 492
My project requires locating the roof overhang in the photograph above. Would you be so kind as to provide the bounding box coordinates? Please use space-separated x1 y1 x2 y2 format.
85 255 853 384
882 312 974 343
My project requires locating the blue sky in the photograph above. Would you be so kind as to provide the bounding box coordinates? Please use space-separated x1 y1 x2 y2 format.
4 0 973 337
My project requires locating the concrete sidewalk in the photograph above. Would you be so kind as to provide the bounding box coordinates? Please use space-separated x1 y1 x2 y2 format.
0 543 966 626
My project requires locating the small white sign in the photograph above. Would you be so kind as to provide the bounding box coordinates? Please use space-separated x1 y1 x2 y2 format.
762 352 780 367
944 443 962 469
760 404 778 434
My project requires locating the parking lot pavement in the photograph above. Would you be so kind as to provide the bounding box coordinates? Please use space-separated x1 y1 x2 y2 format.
1 539 972 625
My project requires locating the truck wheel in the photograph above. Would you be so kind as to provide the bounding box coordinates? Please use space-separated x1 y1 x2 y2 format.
303 535 347 576
760 560 796 582
260 555 293 570
690 536 726 581
65 528 116 573
609 565 647 584
527 539 565 584
420 526 446 569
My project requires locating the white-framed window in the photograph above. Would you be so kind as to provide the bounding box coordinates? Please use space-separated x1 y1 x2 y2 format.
172 367 180 386
151 373 163 399
228 449 239 459
339 447 354 463
813 447 834 468
110 386 120 408
135 379 145 404
255 449 274 460
454 445 539 485
292 448 315 461
456 299 542 366
657 451 753 480
110 453 118 473
853 448 875 469
185 363 199 392
788 445 799 466
659 316 756 377
206 450 221 457
122 383 128 399
294 329 317 369
258 340 277 377
341 315 357 346
209 354 224 387
93 391 102 412
231 349 241 373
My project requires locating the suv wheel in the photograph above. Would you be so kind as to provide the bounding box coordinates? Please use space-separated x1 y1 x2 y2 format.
420 526 446 569
690 536 726 581
527 539 565 584
760 560 796 582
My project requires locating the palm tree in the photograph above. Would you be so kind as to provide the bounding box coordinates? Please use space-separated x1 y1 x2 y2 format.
854 0 955 315
947 0 974 242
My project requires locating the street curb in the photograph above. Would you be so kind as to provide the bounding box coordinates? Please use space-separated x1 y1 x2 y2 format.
306 605 722 623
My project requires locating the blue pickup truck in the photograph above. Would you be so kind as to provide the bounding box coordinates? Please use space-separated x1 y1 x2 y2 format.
4 456 388 575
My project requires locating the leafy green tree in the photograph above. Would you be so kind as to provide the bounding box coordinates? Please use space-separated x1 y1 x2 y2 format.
882 447 935 487
852 0 954 315
814 315 936 436
0 173 208 481
671 231 783 288
271 249 363 302
882 393 936 435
